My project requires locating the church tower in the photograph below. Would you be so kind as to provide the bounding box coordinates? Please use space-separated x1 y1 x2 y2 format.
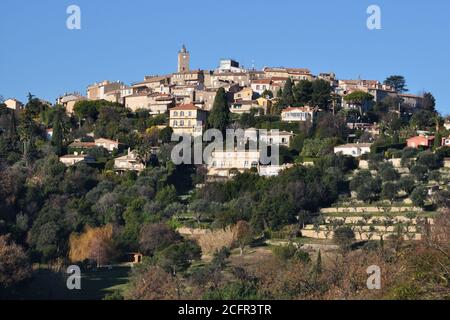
177 45 190 73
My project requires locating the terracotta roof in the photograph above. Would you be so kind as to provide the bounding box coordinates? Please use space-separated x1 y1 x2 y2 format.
335 143 373 149
126 91 149 98
264 67 311 74
95 138 119 144
170 104 202 111
252 79 272 84
282 106 314 112
407 135 435 141
60 154 93 159
69 141 96 148
270 77 289 81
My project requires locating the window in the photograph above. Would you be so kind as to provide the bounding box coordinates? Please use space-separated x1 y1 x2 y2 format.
180 111 185 116
174 111 178 116
174 120 178 126
188 111 192 116
180 120 184 126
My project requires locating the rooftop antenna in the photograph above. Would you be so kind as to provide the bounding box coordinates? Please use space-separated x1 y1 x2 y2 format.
252 59 255 70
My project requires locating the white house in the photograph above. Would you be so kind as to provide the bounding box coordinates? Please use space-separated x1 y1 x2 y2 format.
281 106 315 122
259 164 292 177
251 79 272 95
334 143 372 157
59 154 95 166
207 150 260 177
114 150 145 173
259 130 294 147
95 138 120 152
444 121 450 131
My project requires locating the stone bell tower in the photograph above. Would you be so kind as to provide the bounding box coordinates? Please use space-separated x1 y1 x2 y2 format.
177 44 190 73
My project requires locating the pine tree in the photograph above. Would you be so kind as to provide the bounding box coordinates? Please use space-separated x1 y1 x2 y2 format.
208 87 230 132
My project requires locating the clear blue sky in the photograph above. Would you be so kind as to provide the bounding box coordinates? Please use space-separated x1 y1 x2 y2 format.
1 0 449 114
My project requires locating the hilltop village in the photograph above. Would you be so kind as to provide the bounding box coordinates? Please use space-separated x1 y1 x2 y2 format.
0 46 449 300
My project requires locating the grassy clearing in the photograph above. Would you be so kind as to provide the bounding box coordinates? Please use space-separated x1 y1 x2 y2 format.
3 266 131 300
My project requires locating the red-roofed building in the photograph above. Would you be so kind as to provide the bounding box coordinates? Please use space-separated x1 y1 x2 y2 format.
406 135 435 149
169 104 208 137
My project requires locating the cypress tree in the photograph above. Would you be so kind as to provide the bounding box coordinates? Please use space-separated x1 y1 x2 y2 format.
208 87 230 133
314 250 322 275
281 78 294 106
8 109 18 140
52 111 63 156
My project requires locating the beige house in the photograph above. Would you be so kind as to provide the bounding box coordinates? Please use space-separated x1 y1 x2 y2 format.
263 67 314 82
68 138 120 153
169 104 207 137
87 80 123 100
171 85 196 104
234 87 254 101
59 153 95 166
194 89 217 111
4 98 24 115
256 97 273 109
131 75 171 93
281 106 315 122
230 100 265 114
171 70 204 86
56 93 86 114
210 72 250 88
114 150 145 173
124 92 174 113
102 85 133 104
94 138 120 152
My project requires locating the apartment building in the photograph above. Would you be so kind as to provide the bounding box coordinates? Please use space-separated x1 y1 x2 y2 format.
169 104 208 137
